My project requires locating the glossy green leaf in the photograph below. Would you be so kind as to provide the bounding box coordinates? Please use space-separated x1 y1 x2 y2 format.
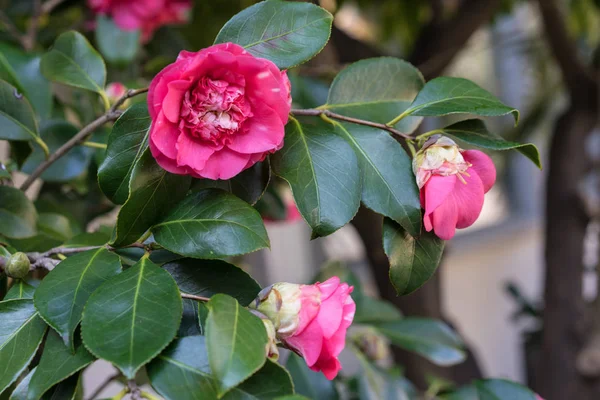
149 336 291 400
272 117 361 238
441 119 541 168
441 379 537 400
81 257 182 379
207 294 267 396
6 235 61 253
27 331 94 400
163 258 260 305
5 281 35 300
325 57 425 133
97 103 151 204
179 299 202 338
0 300 47 393
0 80 39 142
215 0 333 69
399 77 519 124
40 31 106 95
36 213 73 242
112 149 191 247
34 248 122 350
198 303 208 335
8 366 36 400
63 232 110 248
383 218 445 296
353 349 410 400
377 318 466 366
0 44 52 120
152 189 270 259
0 186 37 239
354 296 402 324
333 122 422 237
22 121 93 182
39 374 81 400
191 161 270 206
95 16 140 64
286 353 338 400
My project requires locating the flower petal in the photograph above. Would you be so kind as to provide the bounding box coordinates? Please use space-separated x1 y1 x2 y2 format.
310 356 341 380
197 147 251 180
176 134 216 172
227 108 284 154
462 150 496 193
285 319 324 367
149 137 193 176
454 170 485 229
430 199 459 240
317 277 341 300
149 111 179 159
162 79 192 123
422 175 457 218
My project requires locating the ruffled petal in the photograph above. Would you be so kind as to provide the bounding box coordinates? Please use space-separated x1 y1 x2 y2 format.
285 320 323 367
296 285 321 335
317 277 341 300
422 175 456 218
176 134 216 172
149 137 193 176
149 111 179 159
324 293 355 357
462 150 496 193
453 170 485 229
197 147 251 180
162 79 192 123
226 107 284 154
310 356 341 380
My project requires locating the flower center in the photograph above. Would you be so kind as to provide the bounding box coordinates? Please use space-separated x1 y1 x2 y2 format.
179 76 252 146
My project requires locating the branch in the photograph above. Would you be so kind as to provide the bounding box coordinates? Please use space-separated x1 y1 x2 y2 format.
41 0 67 14
22 0 42 51
290 108 412 139
19 88 149 191
535 0 597 93
86 373 122 400
181 293 211 302
127 380 141 400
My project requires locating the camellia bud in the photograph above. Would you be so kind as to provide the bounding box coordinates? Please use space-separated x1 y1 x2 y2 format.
412 135 470 189
251 277 355 380
261 318 280 361
6 252 30 279
105 82 128 108
351 326 390 362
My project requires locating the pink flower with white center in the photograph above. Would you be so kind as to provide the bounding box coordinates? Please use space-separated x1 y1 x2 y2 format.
252 277 355 380
88 0 191 42
147 43 291 180
414 135 496 240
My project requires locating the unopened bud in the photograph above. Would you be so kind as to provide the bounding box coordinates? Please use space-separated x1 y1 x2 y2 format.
6 252 30 279
105 83 128 108
352 326 390 362
413 135 470 188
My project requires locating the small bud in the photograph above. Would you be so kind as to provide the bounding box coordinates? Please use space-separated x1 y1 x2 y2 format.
105 83 128 108
351 326 390 362
412 135 470 188
6 252 30 279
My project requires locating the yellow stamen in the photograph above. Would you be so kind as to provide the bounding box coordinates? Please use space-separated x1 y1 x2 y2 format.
457 174 468 184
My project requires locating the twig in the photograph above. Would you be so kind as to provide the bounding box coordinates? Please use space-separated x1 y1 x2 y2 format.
22 0 42 51
0 11 26 46
86 372 122 400
127 380 141 400
181 293 211 302
290 108 413 139
41 0 67 14
19 88 149 191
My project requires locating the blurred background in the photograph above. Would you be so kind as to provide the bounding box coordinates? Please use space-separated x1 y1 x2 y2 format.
1 0 599 399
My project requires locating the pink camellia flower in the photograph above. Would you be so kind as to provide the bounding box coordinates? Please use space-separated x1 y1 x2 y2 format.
253 277 355 379
88 0 191 42
147 43 291 180
413 136 496 240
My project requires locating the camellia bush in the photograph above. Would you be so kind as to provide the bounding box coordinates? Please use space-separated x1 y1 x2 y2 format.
0 0 544 399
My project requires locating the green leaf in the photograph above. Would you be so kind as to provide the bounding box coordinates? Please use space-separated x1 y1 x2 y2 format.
333 122 422 237
5 281 36 300
40 31 106 96
191 161 270 206
81 257 182 379
0 299 47 393
0 80 40 142
441 379 537 400
163 258 260 305
352 349 410 400
207 294 268 396
63 232 110 248
10 141 33 169
0 43 52 120
8 366 36 400
215 0 333 69
148 336 290 400
95 16 140 65
26 331 94 400
112 149 191 247
399 77 519 124
22 121 93 182
376 318 466 366
441 119 541 168
147 336 220 400
286 353 338 400
37 213 73 242
198 303 209 335
34 248 122 350
271 117 361 238
383 218 445 296
179 299 202 338
0 186 37 239
152 189 270 259
98 103 150 204
324 57 425 133
39 373 82 400
354 296 402 324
